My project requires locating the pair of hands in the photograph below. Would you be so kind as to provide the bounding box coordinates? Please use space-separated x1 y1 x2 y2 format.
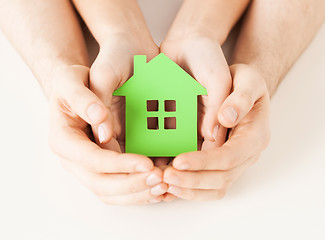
48 31 270 204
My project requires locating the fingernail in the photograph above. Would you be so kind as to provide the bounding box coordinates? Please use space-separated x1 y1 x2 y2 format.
151 185 166 196
98 125 105 143
149 198 161 204
165 175 180 185
87 103 104 122
146 174 162 186
222 107 238 123
212 125 219 142
167 186 182 196
136 164 151 172
175 163 190 170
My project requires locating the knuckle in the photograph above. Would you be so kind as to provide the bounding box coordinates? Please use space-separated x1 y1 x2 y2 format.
90 61 120 86
218 172 233 189
68 86 85 106
89 65 104 82
236 91 253 110
199 151 210 170
219 151 236 170
221 160 233 171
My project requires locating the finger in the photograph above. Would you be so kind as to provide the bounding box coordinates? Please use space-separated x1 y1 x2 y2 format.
164 43 231 145
98 137 122 153
218 64 267 128
200 87 229 147
184 46 232 146
173 137 256 172
49 101 154 173
56 65 109 126
89 54 126 144
167 185 226 201
99 183 167 205
173 98 270 171
93 115 115 144
164 154 260 189
164 167 228 190
61 159 163 196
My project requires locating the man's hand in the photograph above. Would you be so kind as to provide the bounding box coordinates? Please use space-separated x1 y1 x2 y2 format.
49 65 167 205
158 0 251 171
163 64 271 201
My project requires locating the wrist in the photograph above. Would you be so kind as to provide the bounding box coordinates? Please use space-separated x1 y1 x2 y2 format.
29 49 89 99
96 29 155 51
166 0 250 45
74 0 153 46
164 24 226 46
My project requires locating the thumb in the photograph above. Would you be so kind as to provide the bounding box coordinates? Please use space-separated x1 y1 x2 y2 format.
56 65 113 144
57 65 109 126
218 64 267 128
200 71 232 146
89 64 121 145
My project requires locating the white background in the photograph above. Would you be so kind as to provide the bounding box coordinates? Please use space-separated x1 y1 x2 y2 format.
0 0 324 239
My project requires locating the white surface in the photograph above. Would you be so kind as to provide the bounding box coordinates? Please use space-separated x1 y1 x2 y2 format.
0 1 325 239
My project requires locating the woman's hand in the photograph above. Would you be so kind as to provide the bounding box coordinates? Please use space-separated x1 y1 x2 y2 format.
163 64 271 201
48 65 167 205
161 35 232 147
89 33 159 149
71 0 160 148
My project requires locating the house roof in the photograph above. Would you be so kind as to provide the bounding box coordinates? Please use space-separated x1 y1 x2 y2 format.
113 53 207 98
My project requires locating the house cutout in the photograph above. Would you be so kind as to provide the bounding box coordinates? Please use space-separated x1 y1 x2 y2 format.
113 53 207 157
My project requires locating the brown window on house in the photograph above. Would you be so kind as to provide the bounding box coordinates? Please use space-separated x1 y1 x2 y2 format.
147 117 158 130
147 100 158 111
164 100 176 112
164 117 176 129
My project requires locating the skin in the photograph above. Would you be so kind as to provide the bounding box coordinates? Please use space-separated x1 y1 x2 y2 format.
160 0 251 201
1 0 324 204
0 0 166 205
164 0 325 201
71 0 168 204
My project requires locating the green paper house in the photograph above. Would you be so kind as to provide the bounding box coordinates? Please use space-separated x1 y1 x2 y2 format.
113 53 207 157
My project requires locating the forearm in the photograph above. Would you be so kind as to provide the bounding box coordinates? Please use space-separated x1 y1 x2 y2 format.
72 0 153 46
231 0 325 96
165 0 251 44
0 0 88 97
